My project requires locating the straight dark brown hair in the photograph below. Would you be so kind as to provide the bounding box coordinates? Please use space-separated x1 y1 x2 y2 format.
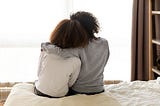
50 19 89 49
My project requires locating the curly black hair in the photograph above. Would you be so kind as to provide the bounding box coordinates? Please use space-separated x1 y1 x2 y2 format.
70 11 100 40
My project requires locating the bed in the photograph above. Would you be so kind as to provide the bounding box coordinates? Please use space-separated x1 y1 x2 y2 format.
4 79 160 106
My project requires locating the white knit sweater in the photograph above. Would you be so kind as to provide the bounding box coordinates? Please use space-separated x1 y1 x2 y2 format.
35 43 81 97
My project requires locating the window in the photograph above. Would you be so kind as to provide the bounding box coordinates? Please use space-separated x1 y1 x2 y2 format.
72 0 133 81
0 0 70 82
0 0 133 82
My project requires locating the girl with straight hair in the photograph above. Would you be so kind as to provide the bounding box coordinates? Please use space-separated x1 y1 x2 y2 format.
34 19 88 98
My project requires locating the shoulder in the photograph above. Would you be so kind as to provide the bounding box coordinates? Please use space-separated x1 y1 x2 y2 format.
41 42 80 58
98 37 109 46
41 42 60 52
90 37 109 48
70 57 81 67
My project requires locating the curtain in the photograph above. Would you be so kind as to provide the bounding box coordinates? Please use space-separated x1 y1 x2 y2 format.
131 0 160 81
131 0 149 81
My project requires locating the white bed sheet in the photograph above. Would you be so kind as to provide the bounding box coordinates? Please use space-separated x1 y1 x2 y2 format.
105 80 160 106
4 83 121 106
4 79 160 106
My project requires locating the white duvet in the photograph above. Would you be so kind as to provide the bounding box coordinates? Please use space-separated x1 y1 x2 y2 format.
105 80 160 106
4 80 160 106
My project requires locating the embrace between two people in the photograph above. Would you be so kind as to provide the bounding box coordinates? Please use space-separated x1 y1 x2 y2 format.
34 11 110 98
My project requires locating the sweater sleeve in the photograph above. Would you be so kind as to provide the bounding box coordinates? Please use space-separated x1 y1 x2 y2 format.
104 40 110 65
68 58 81 87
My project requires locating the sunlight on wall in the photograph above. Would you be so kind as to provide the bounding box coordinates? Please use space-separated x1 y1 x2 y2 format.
0 0 133 81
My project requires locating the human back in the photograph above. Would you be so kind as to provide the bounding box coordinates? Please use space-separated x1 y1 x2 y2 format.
36 46 81 97
35 19 89 97
69 11 110 94
73 38 109 93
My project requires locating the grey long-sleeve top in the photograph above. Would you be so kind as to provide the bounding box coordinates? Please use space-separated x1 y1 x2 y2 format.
71 37 110 93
